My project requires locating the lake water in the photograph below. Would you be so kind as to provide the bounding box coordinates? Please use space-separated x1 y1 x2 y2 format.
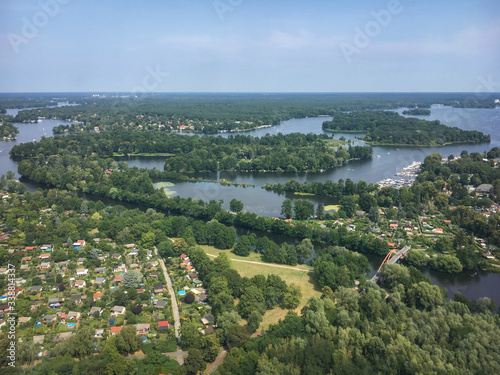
1 105 75 179
1 104 499 305
122 105 500 217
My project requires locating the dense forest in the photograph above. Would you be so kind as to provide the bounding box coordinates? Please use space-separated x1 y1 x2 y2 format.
322 110 490 146
212 276 500 374
0 93 70 110
10 130 371 173
402 108 431 115
7 92 499 132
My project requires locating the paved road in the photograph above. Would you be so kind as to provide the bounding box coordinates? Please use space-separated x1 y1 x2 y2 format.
206 253 313 273
165 349 189 365
154 246 181 339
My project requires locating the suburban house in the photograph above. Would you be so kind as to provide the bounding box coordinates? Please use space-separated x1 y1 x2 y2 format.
75 280 86 289
38 262 51 270
196 294 208 303
67 311 80 320
201 315 215 326
155 300 167 308
77 258 86 265
42 314 57 324
95 329 104 339
153 284 164 294
113 264 126 272
110 306 126 316
54 332 73 342
70 294 82 304
28 286 43 294
94 277 105 286
89 307 102 316
94 267 106 274
40 244 53 252
93 292 103 301
76 268 88 277
110 326 122 336
157 321 169 331
73 240 86 249
476 184 493 195
114 275 123 285
135 323 150 335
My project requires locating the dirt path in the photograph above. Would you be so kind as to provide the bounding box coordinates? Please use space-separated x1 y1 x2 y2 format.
206 253 313 273
204 348 228 374
154 246 181 339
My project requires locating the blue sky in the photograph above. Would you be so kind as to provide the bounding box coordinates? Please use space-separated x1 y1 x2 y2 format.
0 0 499 92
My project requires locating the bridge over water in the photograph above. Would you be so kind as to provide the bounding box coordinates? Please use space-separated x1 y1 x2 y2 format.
371 245 411 284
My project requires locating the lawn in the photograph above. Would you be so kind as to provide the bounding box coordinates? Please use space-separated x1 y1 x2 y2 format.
198 245 321 332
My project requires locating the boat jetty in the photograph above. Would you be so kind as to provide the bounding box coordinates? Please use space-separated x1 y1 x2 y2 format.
377 161 421 189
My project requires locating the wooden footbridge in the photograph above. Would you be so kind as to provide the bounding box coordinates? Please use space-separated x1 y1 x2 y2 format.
371 245 411 283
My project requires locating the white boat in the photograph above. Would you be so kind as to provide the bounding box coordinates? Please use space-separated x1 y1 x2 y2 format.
377 155 381 158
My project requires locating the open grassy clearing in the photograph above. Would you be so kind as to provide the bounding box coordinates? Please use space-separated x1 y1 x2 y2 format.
199 245 313 271
198 245 321 332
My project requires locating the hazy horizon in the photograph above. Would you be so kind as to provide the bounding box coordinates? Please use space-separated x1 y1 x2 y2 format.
1 0 499 93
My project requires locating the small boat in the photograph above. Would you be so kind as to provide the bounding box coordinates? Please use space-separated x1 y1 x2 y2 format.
377 155 381 158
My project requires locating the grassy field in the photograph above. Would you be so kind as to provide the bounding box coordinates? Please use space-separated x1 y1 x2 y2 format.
198 245 321 332
324 204 340 212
